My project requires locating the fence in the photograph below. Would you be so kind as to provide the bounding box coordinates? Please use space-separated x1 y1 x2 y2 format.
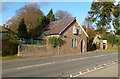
23 39 45 45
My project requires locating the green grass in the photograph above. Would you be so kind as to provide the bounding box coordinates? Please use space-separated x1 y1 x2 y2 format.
107 46 120 50
0 55 22 59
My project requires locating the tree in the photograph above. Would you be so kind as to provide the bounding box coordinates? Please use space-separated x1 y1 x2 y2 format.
83 18 92 28
112 4 120 35
2 27 18 56
82 19 95 42
82 25 95 51
55 10 72 20
46 9 55 24
17 18 29 39
16 4 43 30
29 14 48 38
115 35 120 45
86 0 119 33
7 4 43 33
101 33 118 46
36 14 46 27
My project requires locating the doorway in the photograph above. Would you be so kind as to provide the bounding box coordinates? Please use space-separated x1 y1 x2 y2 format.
80 40 83 53
80 39 85 53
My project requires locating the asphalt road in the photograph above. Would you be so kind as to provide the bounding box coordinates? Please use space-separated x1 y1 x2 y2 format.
2 50 118 77
80 63 118 77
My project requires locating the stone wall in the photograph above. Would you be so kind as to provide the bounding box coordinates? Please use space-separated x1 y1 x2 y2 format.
18 45 59 57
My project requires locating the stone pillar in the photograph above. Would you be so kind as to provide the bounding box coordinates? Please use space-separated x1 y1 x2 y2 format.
17 45 20 56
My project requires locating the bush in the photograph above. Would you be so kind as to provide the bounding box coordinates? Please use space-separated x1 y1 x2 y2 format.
48 37 62 47
116 35 120 45
2 40 18 56
101 33 118 46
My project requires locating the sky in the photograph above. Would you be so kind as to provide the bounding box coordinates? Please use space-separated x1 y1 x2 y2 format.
1 2 92 25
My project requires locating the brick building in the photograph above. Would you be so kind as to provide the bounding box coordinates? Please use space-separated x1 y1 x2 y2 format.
43 17 88 54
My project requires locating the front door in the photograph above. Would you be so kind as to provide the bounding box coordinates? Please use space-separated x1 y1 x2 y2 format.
80 40 83 53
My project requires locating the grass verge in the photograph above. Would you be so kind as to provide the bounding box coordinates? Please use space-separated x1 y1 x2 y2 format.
107 46 120 51
0 55 23 59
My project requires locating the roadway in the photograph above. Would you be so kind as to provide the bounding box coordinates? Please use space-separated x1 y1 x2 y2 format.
2 50 118 77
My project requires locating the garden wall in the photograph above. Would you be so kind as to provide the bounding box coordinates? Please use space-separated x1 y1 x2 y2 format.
18 45 59 57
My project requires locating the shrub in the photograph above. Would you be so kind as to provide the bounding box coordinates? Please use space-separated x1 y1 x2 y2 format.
101 33 118 46
48 37 62 47
2 40 18 56
115 35 120 45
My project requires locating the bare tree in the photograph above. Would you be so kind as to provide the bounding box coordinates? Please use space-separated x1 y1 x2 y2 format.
83 18 92 28
55 10 72 20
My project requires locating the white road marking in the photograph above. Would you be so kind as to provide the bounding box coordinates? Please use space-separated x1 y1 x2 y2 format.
78 57 89 59
16 62 55 70
16 53 117 70
93 55 101 57
66 57 88 62
93 53 117 58
66 60 72 61
109 53 118 55
93 55 105 58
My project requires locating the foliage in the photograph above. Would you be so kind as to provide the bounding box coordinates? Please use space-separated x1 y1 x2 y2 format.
115 35 120 44
82 25 96 51
55 10 72 20
2 40 18 56
94 28 107 34
29 14 46 38
113 18 120 35
2 27 18 56
83 19 92 28
36 14 46 27
86 0 120 33
112 4 120 35
101 33 118 45
17 18 30 39
87 2 114 27
3 27 18 42
46 9 55 24
29 26 43 39
82 25 95 42
7 4 43 33
48 37 62 47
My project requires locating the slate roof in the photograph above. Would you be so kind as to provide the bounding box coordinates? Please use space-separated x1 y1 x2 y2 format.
44 17 76 35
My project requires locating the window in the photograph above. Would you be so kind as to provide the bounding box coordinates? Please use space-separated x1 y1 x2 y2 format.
72 39 77 48
72 26 77 34
78 29 81 35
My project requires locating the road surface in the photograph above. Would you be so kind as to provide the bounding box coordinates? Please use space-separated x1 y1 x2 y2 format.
80 63 118 77
2 50 118 77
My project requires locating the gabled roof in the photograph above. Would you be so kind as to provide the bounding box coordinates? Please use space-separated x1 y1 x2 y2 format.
44 17 88 37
